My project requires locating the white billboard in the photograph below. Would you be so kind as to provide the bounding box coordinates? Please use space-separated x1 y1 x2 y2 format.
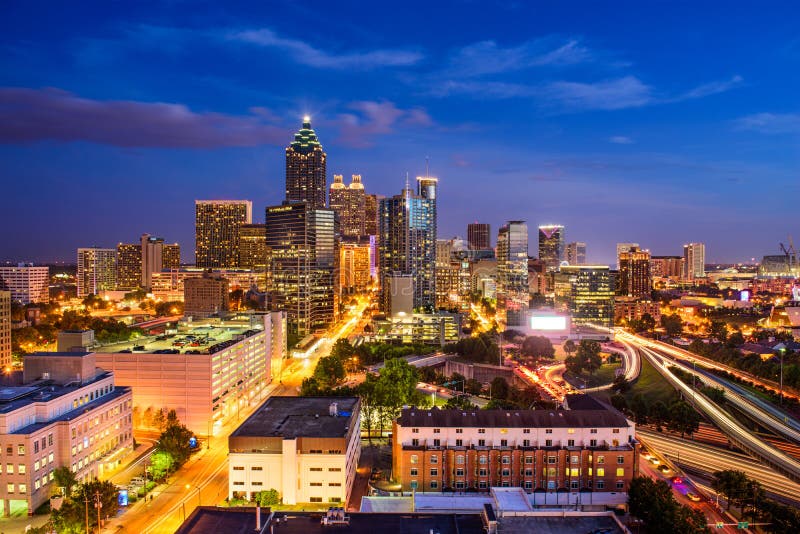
530 315 568 331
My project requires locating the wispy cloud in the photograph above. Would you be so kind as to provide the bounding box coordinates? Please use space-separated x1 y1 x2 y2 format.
542 76 653 111
335 101 433 148
673 75 743 100
733 112 800 134
445 37 592 77
609 136 634 144
229 28 423 69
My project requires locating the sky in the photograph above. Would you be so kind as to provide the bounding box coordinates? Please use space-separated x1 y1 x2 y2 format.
1 1 799 265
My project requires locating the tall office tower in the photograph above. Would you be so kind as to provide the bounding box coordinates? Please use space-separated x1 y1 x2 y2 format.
554 265 615 329
238 224 268 271
0 291 10 369
76 247 117 297
683 243 706 281
651 256 684 279
162 243 180 269
565 242 587 266
467 223 491 250
497 221 529 327
616 243 639 270
285 117 327 209
266 203 336 339
195 200 252 269
0 265 50 304
378 180 437 313
364 194 383 237
116 243 142 290
538 225 565 272
339 240 372 293
329 174 367 237
617 246 652 298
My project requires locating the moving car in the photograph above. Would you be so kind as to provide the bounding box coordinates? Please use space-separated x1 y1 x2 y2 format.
686 492 701 502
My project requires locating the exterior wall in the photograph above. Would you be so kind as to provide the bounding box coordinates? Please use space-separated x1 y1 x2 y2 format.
195 200 253 269
0 267 50 305
184 275 229 318
77 248 117 297
0 292 9 370
444 360 514 384
614 298 661 323
151 269 262 300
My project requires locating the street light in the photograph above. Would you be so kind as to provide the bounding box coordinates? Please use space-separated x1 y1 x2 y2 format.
185 484 201 506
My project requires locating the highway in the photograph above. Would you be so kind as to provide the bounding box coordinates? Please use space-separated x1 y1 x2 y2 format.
581 339 641 393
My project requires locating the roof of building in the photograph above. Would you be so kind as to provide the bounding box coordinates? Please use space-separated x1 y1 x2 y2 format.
230 397 359 439
28 351 91 357
497 515 622 534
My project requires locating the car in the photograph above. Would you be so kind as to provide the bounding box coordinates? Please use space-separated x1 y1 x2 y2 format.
671 476 683 484
686 492 701 502
649 458 660 466
658 465 672 474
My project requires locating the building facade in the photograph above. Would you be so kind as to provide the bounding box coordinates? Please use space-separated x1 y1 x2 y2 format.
617 246 651 298
392 397 637 494
238 224 268 271
286 118 327 210
195 200 253 269
0 292 9 370
615 243 639 270
151 268 263 301
497 221 529 328
228 397 361 505
339 241 371 293
651 256 683 279
0 265 49 305
467 223 491 251
116 244 142 291
538 225 565 272
565 242 587 266
614 297 661 324
76 248 117 297
184 271 230 318
329 174 367 237
683 243 706 281
554 266 615 329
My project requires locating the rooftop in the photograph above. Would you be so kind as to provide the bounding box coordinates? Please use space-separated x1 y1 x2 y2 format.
231 397 359 439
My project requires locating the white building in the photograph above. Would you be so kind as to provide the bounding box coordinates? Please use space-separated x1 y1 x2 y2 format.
0 265 49 305
683 243 706 281
228 397 361 506
77 248 117 297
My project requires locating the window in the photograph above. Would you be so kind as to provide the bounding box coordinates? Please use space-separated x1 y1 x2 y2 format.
590 428 597 434
590 439 597 447
617 455 625 464
430 468 438 477
612 429 620 434
232 466 244 471
328 467 341 472
410 481 418 490
500 439 508 447
597 456 605 464
6 483 13 493
410 468 418 476
547 467 556 476
547 456 556 464
18 464 25 474
478 439 486 447
456 428 463 434
567 439 575 447
411 439 419 446
568 428 575 434
456 468 464 476
455 481 465 489
309 467 323 472
329 483 341 487
479 456 487 464
571 456 579 464
430 455 438 464
478 428 486 434
524 469 533 476
17 445 24 456
412 428 419 433
616 468 624 477
524 481 532 489
433 439 440 447
570 468 579 476
545 429 552 434
433 428 440 434
252 482 263 486
34 461 40 471
410 455 418 464
596 480 605 489
310 482 323 487
252 466 263 471
545 439 552 447
522 439 530 447
523 428 530 434
479 468 487 476
456 455 464 464
233 482 244 486
479 481 487 489
5 464 12 474
501 469 510 476
597 468 605 477
430 481 438 489
501 456 510 464
616 481 625 490
525 456 533 464
34 479 40 491
34 442 39 454
5 446 11 455
455 439 463 447
48 434 53 446
310 497 322 503
571 481 579 489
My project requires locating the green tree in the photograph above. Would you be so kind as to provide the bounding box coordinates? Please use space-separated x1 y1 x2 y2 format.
330 338 355 360
158 423 194 465
650 401 669 430
52 480 120 534
152 409 166 432
711 469 750 511
444 395 477 410
639 313 657 332
255 488 281 506
628 476 710 534
661 314 684 337
630 393 650 424
489 377 509 400
610 393 628 413
149 450 176 481
709 321 728 342
563 339 577 357
154 301 184 316
574 340 602 375
464 378 483 395
166 409 180 428
313 354 346 389
52 466 77 496
374 358 421 434
520 336 555 360
667 399 701 438
611 374 631 394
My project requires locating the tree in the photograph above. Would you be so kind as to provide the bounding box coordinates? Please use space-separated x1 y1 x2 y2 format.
152 409 166 432
630 393 649 424
444 395 477 410
158 422 194 465
149 450 176 481
667 400 701 438
611 374 631 394
610 394 628 413
628 476 710 534
52 480 120 534
166 409 180 428
650 400 669 430
639 313 657 332
709 321 728 342
712 470 750 511
563 340 576 357
489 377 509 400
661 314 684 337
520 336 555 360
313 354 346 389
571 340 602 375
374 358 421 434
52 466 77 496
330 338 355 361
464 378 483 396
154 301 184 316
255 489 281 506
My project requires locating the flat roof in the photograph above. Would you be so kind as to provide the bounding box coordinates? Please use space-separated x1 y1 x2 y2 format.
397 406 630 429
231 397 359 439
498 515 622 534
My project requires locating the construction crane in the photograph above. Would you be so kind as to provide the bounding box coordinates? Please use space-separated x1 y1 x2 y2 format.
780 235 797 272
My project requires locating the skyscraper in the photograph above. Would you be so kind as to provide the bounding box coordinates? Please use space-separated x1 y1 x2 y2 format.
238 224 268 271
266 203 336 339
497 221 529 327
285 117 326 209
467 223 491 250
651 256 683 279
163 243 181 270
116 235 180 290
683 243 706 281
538 225 565 272
364 194 381 236
195 200 252 269
378 179 437 313
617 246 652 298
0 265 50 305
616 243 639 270
116 243 142 290
0 291 10 369
329 174 367 237
77 247 117 297
554 265 615 329
565 242 587 266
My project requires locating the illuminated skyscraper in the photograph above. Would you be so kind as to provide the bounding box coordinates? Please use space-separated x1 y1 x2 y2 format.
497 221 529 327
651 256 683 279
538 225 565 272
77 247 117 297
116 235 180 290
364 194 382 237
565 242 587 266
378 179 437 313
554 265 614 328
683 243 706 281
616 243 639 270
467 223 491 250
329 174 367 237
0 265 50 305
162 243 181 270
116 243 142 290
238 224 268 271
195 200 252 269
0 291 10 369
617 246 652 298
285 117 327 209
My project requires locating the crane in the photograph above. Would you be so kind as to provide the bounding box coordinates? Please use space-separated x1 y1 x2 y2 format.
780 235 797 273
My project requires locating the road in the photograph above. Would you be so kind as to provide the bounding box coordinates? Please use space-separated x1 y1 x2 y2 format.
105 298 371 533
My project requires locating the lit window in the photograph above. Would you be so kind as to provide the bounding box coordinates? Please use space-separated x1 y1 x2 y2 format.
597 468 605 477
616 468 624 477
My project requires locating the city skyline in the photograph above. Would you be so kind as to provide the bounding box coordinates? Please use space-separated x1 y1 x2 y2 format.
2 3 799 264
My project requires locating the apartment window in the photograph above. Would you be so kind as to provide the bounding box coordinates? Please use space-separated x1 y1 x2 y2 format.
412 439 420 447
18 464 25 475
456 455 464 464
525 456 533 464
430 455 438 464
433 428 440 434
456 469 464 476
501 469 510 476
501 481 510 487
232 482 244 486
590 439 597 447
5 464 12 474
232 466 244 471
617 455 625 464
252 482 263 486
455 439 463 447
478 439 486 446
430 468 438 477
328 467 341 472
597 468 605 477
479 481 487 489
17 445 24 456
597 456 605 464
410 468 418 476
34 442 39 454
567 428 575 434
597 480 605 489
252 467 263 471
522 439 530 447
547 456 556 464
455 481 465 489
330 497 342 503
48 434 53 446
410 481 418 490
310 497 322 503
612 429 620 434
616 468 625 477
571 481 579 489
590 428 597 434
5 446 11 455
571 456 579 464
455 428 463 434
524 481 532 489
329 483 341 487
570 468 579 476
34 461 40 471
524 469 533 476
34 479 40 491
412 428 419 433
500 439 508 447
479 468 488 476
545 440 552 447
6 483 13 494
479 456 487 464
567 439 575 447
410 455 418 464
545 429 552 434
616 481 625 490
310 482 323 487
523 429 530 434
501 456 510 464
433 439 441 447
478 429 486 434
430 481 438 489
48 453 53 464
310 467 323 472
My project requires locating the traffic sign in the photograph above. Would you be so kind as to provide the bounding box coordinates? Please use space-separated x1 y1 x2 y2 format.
738 522 749 529
715 521 725 529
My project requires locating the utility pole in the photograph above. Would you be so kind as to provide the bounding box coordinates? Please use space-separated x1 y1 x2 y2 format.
84 494 90 534
94 490 102 534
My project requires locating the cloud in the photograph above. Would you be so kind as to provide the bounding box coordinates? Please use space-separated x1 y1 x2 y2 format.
542 76 653 111
0 87 288 148
229 28 423 69
609 136 634 144
673 75 743 100
446 37 591 77
733 112 800 134
334 101 433 148
428 80 535 99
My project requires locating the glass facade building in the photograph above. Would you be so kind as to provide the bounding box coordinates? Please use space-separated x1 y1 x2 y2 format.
195 200 252 269
285 118 327 210
538 225 565 272
497 221 529 327
554 265 615 329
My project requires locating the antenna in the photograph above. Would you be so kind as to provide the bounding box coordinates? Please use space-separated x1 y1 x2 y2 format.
405 172 410 192
425 156 430 178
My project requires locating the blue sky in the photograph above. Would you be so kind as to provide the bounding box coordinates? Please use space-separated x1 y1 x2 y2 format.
1 1 798 265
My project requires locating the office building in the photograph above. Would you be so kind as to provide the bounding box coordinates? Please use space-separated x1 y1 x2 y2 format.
195 200 253 269
184 271 230 318
339 240 372 293
329 174 367 237
163 243 181 270
651 256 683 279
565 242 587 266
0 265 49 305
683 243 706 281
538 225 565 272
238 224 268 271
615 243 639 270
116 235 181 291
378 180 437 313
363 194 382 237
527 258 548 295
614 297 661 324
228 397 361 505
365 311 461 346
497 221 529 327
554 266 615 329
151 268 262 301
0 351 133 515
286 117 327 210
617 246 651 299
94 312 284 435
0 292 9 370
392 395 638 494
116 243 142 291
76 247 117 297
266 203 336 339
467 223 491 251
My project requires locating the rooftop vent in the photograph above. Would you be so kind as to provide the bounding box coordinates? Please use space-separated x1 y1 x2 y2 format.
329 402 338 417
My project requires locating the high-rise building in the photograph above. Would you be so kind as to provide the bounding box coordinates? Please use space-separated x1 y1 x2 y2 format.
266 202 336 339
364 194 382 237
195 200 252 269
378 179 437 313
163 243 181 270
435 239 470 311
329 174 367 237
77 247 117 297
565 242 587 266
617 246 652 298
117 235 181 291
285 117 326 209
683 243 706 281
0 265 50 304
616 243 639 270
651 256 683 279
0 291 10 369
554 265 615 328
339 240 372 293
238 224 268 271
184 271 230 318
497 221 529 327
467 223 491 250
538 225 565 272
116 243 142 290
